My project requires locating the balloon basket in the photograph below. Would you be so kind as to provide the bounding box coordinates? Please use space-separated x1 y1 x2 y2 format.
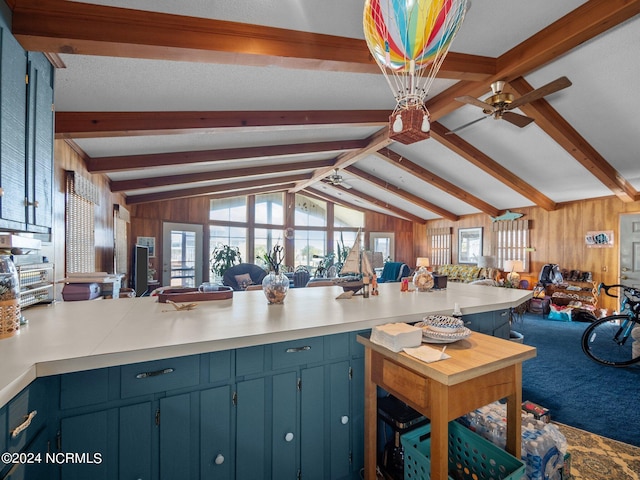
389 107 431 144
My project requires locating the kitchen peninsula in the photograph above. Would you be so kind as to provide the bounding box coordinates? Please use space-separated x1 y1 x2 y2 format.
0 283 532 479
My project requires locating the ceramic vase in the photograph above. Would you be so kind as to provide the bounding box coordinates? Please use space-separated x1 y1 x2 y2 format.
0 256 20 339
262 271 289 304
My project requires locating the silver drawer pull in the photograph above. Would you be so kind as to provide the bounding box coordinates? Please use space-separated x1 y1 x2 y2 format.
11 410 37 438
136 367 174 379
285 346 311 353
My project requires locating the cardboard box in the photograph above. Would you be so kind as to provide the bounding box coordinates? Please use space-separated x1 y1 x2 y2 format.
522 400 551 423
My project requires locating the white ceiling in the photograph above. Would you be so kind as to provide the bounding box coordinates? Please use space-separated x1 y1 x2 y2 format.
18 0 640 221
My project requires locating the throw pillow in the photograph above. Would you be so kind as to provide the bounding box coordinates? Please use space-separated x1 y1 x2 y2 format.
234 273 254 290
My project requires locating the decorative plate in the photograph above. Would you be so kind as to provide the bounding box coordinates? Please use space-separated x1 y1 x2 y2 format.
420 326 472 344
420 314 464 332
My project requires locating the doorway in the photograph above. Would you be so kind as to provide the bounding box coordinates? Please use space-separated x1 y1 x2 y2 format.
619 213 640 290
162 222 203 287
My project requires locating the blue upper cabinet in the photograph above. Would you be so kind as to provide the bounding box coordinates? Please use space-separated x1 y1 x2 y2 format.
0 4 53 233
26 52 54 231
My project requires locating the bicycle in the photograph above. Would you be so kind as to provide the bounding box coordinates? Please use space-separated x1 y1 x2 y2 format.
581 283 640 367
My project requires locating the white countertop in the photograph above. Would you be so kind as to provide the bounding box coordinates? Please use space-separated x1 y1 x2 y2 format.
0 282 531 407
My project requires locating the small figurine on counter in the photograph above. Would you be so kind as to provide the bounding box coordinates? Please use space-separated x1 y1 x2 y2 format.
371 273 379 295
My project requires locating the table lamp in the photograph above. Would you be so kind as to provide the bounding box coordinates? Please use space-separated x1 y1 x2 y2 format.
416 257 430 271
503 260 524 285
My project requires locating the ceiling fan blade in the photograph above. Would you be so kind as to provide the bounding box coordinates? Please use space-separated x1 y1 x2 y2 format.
445 114 490 135
501 111 535 128
507 76 572 110
454 95 496 112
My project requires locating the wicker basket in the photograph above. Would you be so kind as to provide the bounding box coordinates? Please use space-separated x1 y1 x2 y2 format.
388 107 431 144
0 299 21 339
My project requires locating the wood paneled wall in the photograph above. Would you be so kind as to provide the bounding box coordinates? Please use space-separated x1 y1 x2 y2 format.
413 197 640 311
52 140 126 282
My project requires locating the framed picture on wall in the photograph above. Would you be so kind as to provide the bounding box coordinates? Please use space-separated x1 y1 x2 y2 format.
137 236 156 257
458 227 482 264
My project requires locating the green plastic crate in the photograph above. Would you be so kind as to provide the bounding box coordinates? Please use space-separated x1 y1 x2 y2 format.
401 421 526 480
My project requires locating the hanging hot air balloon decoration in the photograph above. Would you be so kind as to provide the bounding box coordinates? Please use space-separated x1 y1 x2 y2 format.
363 0 468 144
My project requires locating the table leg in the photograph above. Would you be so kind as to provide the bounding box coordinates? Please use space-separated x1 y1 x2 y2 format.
505 363 522 458
363 348 377 480
429 381 449 480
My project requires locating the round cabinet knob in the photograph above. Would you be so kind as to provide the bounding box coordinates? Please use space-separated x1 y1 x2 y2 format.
215 454 225 465
284 432 294 442
341 415 349 425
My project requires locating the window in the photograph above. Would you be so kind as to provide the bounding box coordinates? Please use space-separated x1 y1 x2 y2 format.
210 196 246 222
255 193 284 225
209 225 247 264
369 232 394 262
427 227 452 266
295 194 326 227
254 228 284 266
294 230 326 269
492 220 530 272
334 204 364 228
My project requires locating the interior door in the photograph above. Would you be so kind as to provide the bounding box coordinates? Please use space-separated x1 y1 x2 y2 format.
162 222 203 287
619 213 640 289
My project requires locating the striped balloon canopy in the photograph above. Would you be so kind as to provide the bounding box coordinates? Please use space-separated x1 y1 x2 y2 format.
363 0 467 107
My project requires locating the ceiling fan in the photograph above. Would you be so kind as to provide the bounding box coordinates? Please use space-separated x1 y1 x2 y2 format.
323 169 353 189
446 76 572 135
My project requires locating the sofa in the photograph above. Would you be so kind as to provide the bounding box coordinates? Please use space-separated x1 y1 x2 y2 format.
435 264 497 283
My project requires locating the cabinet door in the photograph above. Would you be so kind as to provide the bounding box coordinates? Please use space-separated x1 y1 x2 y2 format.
119 402 153 480
200 385 233 480
159 392 198 480
25 52 54 230
350 357 365 476
2 428 54 480
272 371 298 479
235 378 266 480
0 13 27 228
301 365 325 479
328 361 351 479
60 409 117 480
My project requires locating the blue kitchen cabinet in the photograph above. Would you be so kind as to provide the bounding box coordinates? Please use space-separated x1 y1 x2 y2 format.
0 5 53 232
159 392 199 480
25 51 54 231
119 401 153 480
200 385 233 479
464 309 511 338
235 376 266 479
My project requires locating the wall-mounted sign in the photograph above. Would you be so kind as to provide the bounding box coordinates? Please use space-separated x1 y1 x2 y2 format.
585 231 613 248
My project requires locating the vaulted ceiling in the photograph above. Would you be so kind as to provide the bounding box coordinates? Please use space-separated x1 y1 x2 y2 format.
10 0 640 222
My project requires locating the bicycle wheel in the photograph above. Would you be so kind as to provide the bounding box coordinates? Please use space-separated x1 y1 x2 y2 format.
581 315 640 366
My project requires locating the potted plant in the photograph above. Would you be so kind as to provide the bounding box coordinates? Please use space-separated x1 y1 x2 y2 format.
260 245 289 304
210 244 242 280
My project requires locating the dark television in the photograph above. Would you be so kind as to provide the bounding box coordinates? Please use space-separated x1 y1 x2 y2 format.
132 245 149 297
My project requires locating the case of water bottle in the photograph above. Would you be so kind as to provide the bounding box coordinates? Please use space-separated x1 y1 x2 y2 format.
460 402 568 480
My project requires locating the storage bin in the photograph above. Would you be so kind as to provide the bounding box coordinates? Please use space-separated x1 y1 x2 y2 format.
401 421 525 480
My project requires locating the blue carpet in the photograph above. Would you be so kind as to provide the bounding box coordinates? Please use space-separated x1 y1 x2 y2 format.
516 313 640 447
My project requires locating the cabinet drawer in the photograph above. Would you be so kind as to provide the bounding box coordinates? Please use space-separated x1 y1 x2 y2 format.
7 380 48 453
271 336 324 370
61 367 110 409
121 355 200 398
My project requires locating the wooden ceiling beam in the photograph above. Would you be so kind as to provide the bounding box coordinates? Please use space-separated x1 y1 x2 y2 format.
375 147 503 217
344 165 459 221
426 0 640 121
125 173 310 205
12 0 493 80
111 159 335 192
508 77 638 203
290 128 392 192
429 122 558 211
317 185 428 224
87 140 366 172
56 110 390 139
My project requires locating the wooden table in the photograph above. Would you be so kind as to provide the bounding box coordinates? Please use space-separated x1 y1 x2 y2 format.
357 332 536 480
